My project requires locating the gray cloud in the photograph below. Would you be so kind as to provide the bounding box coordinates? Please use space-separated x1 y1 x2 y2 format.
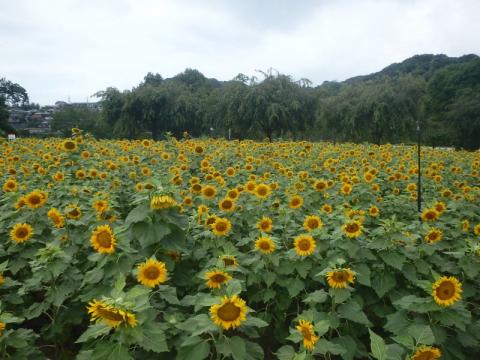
0 0 479 104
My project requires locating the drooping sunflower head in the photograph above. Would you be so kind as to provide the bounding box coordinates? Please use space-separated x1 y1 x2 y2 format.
424 228 443 245
432 276 462 307
326 268 356 288
342 220 363 238
211 217 232 236
137 259 168 288
209 295 248 330
294 234 316 256
205 269 232 289
303 215 323 232
289 195 304 209
87 299 137 328
66 204 82 219
255 236 276 254
150 195 177 210
10 223 33 244
220 255 238 267
421 208 440 222
296 319 319 351
410 345 441 360
257 217 273 233
90 224 116 254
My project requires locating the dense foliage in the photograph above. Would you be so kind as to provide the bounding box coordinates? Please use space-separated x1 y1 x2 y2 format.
0 133 479 359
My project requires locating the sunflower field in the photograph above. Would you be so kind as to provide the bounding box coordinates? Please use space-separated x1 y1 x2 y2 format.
1 130 479 360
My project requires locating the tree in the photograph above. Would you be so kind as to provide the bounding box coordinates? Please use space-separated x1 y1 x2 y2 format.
0 78 29 106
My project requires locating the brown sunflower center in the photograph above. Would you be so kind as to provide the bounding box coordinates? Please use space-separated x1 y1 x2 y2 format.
211 274 226 283
215 222 227 232
204 188 214 197
428 232 440 241
64 141 76 150
28 195 41 205
259 241 271 250
97 307 124 321
15 227 28 238
301 327 312 341
223 258 235 266
307 219 319 229
436 281 455 300
144 266 160 280
69 209 79 217
292 199 300 206
217 302 241 321
222 200 233 209
332 271 348 282
346 223 359 233
298 238 311 251
257 187 268 196
414 350 436 360
97 231 112 248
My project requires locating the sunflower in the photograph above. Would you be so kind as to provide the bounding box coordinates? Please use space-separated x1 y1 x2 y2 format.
254 183 271 199
255 236 276 254
150 195 177 210
220 255 238 267
432 276 462 307
294 234 316 256
87 299 137 328
410 346 441 360
474 223 480 236
210 295 248 330
257 217 273 233
2 179 17 192
424 228 443 244
342 220 363 238
340 183 352 195
202 185 217 199
15 196 26 209
47 208 65 228
421 208 439 222
62 139 77 152
211 217 232 236
219 198 235 212
289 195 304 209
90 224 116 254
322 204 333 214
137 259 168 288
313 180 327 191
206 269 232 289
326 268 356 288
65 204 81 219
0 322 5 336
93 200 108 213
227 189 239 200
296 319 319 351
369 205 380 217
10 223 33 244
303 215 323 231
25 190 48 209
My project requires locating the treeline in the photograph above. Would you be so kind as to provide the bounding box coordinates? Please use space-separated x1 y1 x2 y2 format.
7 54 480 149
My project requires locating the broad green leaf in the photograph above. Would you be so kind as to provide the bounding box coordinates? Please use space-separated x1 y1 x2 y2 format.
303 289 328 304
76 324 111 343
338 300 372 326
369 329 387 360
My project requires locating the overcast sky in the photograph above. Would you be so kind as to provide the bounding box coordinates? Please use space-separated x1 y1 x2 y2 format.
1 0 479 105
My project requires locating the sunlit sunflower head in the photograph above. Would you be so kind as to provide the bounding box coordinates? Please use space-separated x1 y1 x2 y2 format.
93 200 108 213
296 319 319 351
47 208 65 228
255 236 276 254
474 223 480 236
462 219 470 232
369 205 380 217
62 139 77 152
15 196 27 210
0 322 6 335
87 299 137 328
421 208 440 222
220 255 238 267
10 223 33 244
254 183 271 199
2 178 17 192
410 346 441 360
289 195 304 209
150 195 177 210
137 259 168 288
433 201 446 214
326 268 356 288
25 190 48 209
201 185 217 199
211 217 232 236
313 180 327 191
342 220 363 238
206 269 232 289
303 215 323 232
432 276 462 307
424 228 443 244
257 216 273 233
294 234 316 256
340 183 353 195
66 204 82 219
209 295 248 330
322 204 333 214
219 198 235 212
90 224 116 254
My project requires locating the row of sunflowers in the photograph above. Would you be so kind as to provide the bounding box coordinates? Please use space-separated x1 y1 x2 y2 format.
0 130 479 359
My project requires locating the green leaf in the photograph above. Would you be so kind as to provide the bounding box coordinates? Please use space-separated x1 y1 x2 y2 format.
314 320 330 337
276 345 296 360
408 324 435 345
125 204 150 224
244 316 269 328
177 341 210 360
355 263 371 286
140 321 168 353
230 336 247 360
369 329 387 360
76 324 111 343
372 272 396 298
264 271 276 287
329 288 351 304
303 289 328 304
287 278 304 297
92 342 132 360
313 339 346 355
332 336 357 360
381 252 405 270
338 300 371 325
226 280 242 296
384 311 409 334
110 274 126 298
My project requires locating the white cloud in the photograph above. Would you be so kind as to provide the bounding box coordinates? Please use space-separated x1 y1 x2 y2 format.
0 0 479 104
